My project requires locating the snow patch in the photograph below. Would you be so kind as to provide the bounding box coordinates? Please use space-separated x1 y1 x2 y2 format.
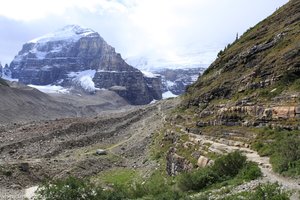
166 80 175 87
149 99 158 104
29 25 96 44
68 70 98 93
28 84 69 94
191 75 199 82
162 91 178 99
141 71 160 78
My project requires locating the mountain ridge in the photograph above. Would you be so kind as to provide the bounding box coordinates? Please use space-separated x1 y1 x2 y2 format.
8 25 162 105
182 0 300 128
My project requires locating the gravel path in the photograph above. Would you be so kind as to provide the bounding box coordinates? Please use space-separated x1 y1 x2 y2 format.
188 132 300 199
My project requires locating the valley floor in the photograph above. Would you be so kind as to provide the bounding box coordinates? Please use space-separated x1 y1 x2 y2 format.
0 98 299 199
0 98 179 199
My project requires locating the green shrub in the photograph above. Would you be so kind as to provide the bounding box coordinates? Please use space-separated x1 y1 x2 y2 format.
237 161 262 181
212 151 247 178
34 176 123 200
178 151 259 192
254 128 300 176
178 168 219 191
270 135 300 175
34 174 187 200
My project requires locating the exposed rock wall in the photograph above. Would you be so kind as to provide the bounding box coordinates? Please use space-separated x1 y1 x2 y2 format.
166 147 193 176
8 25 161 105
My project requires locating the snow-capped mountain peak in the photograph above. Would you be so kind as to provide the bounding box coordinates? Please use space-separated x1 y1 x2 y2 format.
29 25 98 44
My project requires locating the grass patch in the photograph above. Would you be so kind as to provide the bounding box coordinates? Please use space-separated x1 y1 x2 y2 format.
93 168 139 186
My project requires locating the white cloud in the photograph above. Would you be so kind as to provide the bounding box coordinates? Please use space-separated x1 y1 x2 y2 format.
0 0 127 21
0 0 289 66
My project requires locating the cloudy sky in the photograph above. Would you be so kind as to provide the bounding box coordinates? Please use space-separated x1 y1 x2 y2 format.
0 0 289 67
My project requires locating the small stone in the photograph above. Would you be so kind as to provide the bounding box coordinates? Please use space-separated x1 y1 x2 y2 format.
19 163 29 172
96 149 107 155
10 184 22 190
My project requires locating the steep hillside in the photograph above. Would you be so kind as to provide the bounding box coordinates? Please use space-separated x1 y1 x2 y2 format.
0 81 128 124
0 83 74 124
183 0 300 128
146 0 300 198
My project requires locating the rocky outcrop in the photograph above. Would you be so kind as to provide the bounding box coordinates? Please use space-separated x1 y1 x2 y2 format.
183 0 300 109
166 147 193 176
217 105 300 120
155 68 205 95
8 25 161 105
93 71 158 105
144 75 162 100
183 0 300 128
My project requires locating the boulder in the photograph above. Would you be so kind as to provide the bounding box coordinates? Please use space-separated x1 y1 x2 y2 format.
96 149 107 155
197 156 210 168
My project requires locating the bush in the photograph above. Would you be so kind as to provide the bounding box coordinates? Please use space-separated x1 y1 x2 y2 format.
34 175 187 200
237 161 262 181
270 135 300 175
212 151 247 178
178 151 258 192
254 128 300 176
34 176 122 200
178 168 219 191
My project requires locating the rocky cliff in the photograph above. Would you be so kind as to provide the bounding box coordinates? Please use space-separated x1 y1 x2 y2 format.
9 25 161 105
155 67 205 95
183 0 300 129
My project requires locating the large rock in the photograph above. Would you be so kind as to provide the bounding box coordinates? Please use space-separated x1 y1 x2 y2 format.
197 155 210 168
9 25 162 105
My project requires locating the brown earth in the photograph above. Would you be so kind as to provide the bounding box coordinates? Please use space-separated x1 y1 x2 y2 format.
0 98 179 192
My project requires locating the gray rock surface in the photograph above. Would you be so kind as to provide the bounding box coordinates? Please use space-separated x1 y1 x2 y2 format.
155 67 205 95
9 25 161 105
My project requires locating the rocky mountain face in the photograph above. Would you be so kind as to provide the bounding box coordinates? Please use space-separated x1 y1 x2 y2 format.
155 67 205 95
182 0 300 129
8 25 161 105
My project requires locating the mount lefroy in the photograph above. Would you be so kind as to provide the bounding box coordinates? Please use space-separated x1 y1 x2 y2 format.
8 25 162 105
